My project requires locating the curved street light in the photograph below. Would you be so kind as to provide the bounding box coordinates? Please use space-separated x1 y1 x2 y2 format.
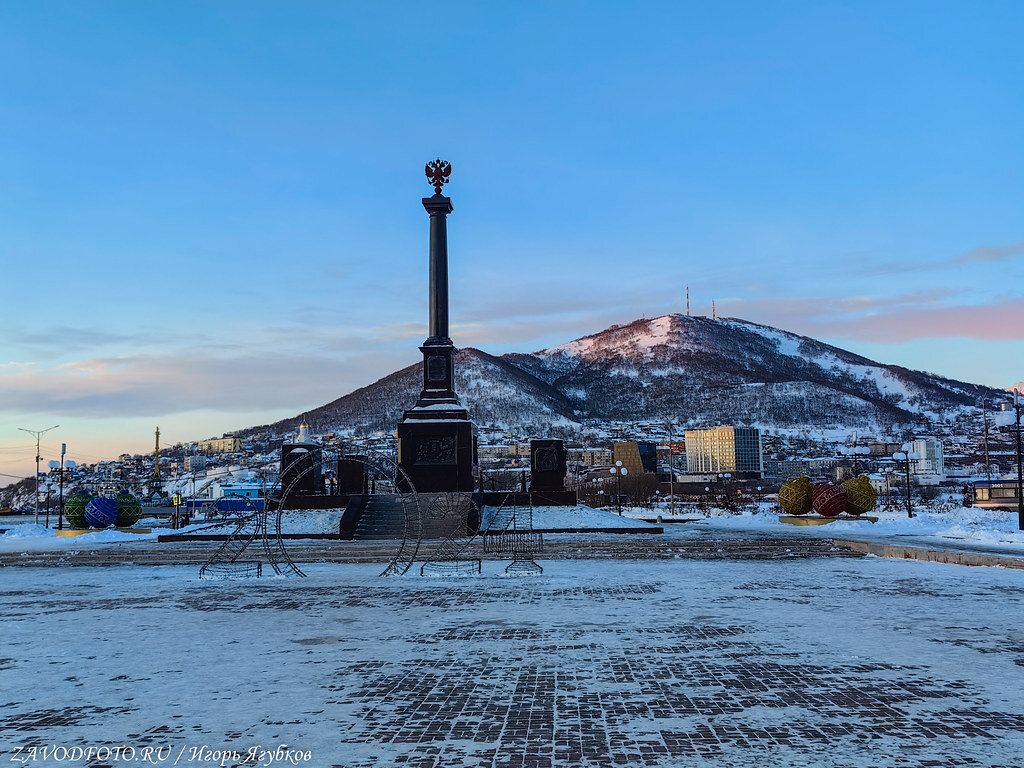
610 462 628 515
892 447 922 518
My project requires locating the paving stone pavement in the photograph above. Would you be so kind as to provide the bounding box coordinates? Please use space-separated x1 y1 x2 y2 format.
1 558 1023 767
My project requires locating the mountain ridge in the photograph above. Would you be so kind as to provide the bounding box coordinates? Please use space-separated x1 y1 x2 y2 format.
242 314 1001 439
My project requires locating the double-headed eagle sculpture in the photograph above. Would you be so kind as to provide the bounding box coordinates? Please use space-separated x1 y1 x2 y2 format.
425 158 451 194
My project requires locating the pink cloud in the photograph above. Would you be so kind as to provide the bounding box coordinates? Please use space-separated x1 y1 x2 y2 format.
808 299 1024 343
723 296 1024 343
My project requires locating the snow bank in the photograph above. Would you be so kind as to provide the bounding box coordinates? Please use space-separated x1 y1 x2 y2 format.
483 505 660 531
825 505 1024 549
668 502 1024 553
0 523 56 540
175 509 345 536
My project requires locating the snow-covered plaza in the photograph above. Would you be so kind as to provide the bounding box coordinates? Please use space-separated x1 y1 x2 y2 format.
3 554 1024 767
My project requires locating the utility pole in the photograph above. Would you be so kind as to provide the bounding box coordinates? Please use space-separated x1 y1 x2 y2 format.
58 443 66 531
981 398 992 484
1014 389 1023 531
18 425 58 525
904 456 913 518
667 422 676 518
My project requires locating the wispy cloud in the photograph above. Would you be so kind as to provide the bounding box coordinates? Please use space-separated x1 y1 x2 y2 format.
870 241 1024 275
719 294 1024 343
955 242 1024 264
0 349 413 418
808 299 1024 343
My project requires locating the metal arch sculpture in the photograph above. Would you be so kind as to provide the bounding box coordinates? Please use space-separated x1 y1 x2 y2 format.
200 457 329 579
419 492 483 576
481 494 544 575
199 446 427 579
198 496 268 580
342 450 424 577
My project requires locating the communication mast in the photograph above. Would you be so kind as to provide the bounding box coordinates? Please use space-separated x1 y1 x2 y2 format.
686 285 690 317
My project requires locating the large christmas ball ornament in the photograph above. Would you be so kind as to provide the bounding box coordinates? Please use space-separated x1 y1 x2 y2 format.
84 497 119 528
114 492 143 527
778 476 813 515
842 476 877 516
812 482 847 517
63 492 93 529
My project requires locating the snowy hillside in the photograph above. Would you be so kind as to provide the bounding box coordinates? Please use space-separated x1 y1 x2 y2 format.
252 348 578 436
245 314 1001 438
506 314 994 430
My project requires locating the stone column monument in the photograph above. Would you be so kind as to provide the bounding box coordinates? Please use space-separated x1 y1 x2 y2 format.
397 160 476 492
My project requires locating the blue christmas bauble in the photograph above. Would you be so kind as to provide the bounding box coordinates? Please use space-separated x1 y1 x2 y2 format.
84 497 119 528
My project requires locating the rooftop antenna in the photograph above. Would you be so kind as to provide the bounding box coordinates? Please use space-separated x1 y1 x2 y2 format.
686 285 690 317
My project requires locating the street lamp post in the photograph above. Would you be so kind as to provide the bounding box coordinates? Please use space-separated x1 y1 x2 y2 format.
1014 388 1023 531
57 444 66 530
893 446 922 518
18 424 59 525
981 398 993 485
839 444 871 476
42 481 52 528
610 461 628 516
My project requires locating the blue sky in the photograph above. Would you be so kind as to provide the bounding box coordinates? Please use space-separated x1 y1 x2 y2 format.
2 2 1023 476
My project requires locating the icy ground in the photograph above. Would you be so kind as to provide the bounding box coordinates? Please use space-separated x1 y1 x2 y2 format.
0 505 653 554
612 502 1024 556
2 559 1023 767
670 503 1024 556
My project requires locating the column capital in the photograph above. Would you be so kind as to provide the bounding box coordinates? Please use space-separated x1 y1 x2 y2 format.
422 194 453 215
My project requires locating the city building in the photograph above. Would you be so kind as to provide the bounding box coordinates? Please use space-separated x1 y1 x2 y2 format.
183 455 208 473
208 481 262 500
199 437 243 455
684 426 763 477
613 442 658 475
909 439 944 480
567 448 614 467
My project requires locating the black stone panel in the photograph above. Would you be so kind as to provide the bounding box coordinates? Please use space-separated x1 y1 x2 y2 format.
531 439 567 492
397 420 475 492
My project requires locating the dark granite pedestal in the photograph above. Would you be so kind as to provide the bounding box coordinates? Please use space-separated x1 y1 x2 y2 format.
397 418 475 492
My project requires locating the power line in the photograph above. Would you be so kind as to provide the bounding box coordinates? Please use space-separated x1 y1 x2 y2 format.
17 425 59 525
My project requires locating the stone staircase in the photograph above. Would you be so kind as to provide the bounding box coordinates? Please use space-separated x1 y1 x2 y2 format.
353 493 472 541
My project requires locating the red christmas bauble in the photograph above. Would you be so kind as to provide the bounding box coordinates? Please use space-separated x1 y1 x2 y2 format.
812 482 846 517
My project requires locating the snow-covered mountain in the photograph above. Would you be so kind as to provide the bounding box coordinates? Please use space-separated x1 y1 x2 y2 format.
247 314 1001 438
254 348 579 437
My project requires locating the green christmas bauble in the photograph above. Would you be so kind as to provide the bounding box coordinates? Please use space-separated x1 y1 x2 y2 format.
63 492 94 529
114 492 144 527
